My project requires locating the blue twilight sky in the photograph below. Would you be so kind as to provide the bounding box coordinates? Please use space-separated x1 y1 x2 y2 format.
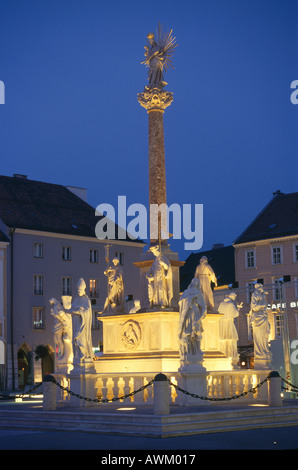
0 0 297 261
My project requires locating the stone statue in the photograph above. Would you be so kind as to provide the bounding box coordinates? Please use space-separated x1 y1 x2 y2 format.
103 257 124 312
249 283 271 367
64 278 93 363
141 23 177 89
195 256 217 311
49 297 73 365
178 278 207 360
146 245 173 308
218 292 241 367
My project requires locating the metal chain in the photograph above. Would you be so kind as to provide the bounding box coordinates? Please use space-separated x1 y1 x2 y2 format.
51 376 155 403
0 382 42 400
47 375 270 404
167 376 270 401
3 372 286 404
280 376 298 391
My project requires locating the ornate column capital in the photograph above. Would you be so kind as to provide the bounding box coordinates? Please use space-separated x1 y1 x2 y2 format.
137 86 173 112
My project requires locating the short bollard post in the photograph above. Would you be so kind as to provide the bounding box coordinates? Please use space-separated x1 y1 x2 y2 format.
268 371 283 406
153 373 170 415
43 375 57 411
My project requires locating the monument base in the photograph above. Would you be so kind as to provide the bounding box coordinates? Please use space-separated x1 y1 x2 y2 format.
65 358 98 407
97 308 180 375
202 351 236 371
177 372 210 406
55 362 73 375
254 357 272 370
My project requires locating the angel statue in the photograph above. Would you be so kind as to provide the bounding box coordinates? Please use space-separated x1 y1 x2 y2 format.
142 23 177 89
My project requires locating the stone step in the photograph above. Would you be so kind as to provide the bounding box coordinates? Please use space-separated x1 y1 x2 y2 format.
1 405 298 437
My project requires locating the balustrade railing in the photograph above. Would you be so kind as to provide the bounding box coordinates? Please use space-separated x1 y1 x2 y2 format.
88 370 269 405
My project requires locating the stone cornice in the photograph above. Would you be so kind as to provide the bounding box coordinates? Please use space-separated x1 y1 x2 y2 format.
12 228 146 247
234 234 298 249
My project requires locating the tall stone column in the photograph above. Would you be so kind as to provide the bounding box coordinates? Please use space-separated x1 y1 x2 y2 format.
137 87 173 245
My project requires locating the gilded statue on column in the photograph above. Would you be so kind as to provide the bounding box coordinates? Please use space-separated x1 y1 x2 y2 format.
141 23 177 90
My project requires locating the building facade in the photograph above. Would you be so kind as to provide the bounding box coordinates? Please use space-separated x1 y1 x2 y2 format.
180 191 298 376
234 191 298 372
0 175 145 390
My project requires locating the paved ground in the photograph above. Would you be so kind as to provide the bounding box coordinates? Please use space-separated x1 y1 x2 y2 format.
0 425 296 462
0 397 298 457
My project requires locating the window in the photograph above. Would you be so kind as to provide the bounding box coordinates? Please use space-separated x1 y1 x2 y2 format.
295 277 298 299
62 246 72 261
33 243 43 258
294 244 298 263
245 250 255 268
275 314 284 337
90 279 99 298
90 249 98 263
62 277 72 296
246 282 255 303
92 311 100 330
33 275 43 295
33 307 45 329
273 278 282 301
115 251 124 266
272 246 282 265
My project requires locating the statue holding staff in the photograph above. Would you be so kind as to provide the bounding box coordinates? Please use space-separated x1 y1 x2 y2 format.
141 23 177 89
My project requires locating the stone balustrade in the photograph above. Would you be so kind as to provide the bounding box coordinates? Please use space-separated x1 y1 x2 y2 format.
45 369 280 411
90 370 271 405
205 370 270 403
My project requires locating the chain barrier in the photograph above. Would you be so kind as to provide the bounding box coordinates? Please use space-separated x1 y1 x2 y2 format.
47 374 270 404
281 376 298 392
50 376 155 404
167 376 270 402
0 382 42 400
4 372 296 404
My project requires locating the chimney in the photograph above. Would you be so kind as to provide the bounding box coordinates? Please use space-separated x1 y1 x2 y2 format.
13 174 27 179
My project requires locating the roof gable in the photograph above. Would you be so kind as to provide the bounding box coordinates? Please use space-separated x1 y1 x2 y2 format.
234 192 298 245
0 175 142 242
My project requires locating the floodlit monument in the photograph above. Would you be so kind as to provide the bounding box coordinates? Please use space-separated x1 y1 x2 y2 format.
96 25 233 400
46 26 277 411
97 24 183 376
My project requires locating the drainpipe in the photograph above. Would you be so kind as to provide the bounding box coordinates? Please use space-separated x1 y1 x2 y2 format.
9 227 15 390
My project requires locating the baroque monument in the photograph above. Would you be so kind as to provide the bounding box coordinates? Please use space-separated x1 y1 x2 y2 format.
99 24 184 375
45 26 276 412
94 25 234 380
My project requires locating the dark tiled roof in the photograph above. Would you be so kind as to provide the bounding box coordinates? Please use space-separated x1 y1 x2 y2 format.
234 191 298 245
0 230 9 243
0 175 142 242
180 245 235 292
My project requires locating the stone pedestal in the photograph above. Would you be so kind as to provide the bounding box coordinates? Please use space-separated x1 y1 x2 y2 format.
55 362 73 375
66 358 98 407
177 372 210 406
179 350 206 374
254 357 272 371
97 309 180 374
201 312 235 371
